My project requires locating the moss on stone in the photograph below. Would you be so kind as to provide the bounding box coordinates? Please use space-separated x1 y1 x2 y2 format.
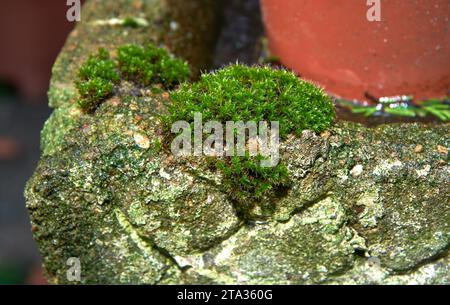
167 65 335 136
122 16 141 28
75 48 119 112
164 65 334 210
75 44 189 113
117 44 190 88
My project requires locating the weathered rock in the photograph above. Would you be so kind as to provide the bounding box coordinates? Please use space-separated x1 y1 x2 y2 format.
25 0 449 284
26 93 450 284
44 0 219 155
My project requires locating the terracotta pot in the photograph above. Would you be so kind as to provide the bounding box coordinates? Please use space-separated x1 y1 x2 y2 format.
261 0 450 103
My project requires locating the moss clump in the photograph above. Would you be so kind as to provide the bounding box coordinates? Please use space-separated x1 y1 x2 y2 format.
122 17 140 28
75 44 190 113
117 44 190 88
165 65 335 207
167 65 334 136
75 48 119 112
216 155 290 201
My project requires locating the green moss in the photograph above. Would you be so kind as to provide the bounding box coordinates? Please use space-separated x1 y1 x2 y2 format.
122 17 140 28
216 155 290 203
117 44 190 88
78 48 119 81
75 44 190 113
166 65 334 136
75 48 119 112
76 78 114 112
164 65 335 208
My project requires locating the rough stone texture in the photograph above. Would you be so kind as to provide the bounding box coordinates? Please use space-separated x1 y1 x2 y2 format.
25 0 449 284
44 0 218 154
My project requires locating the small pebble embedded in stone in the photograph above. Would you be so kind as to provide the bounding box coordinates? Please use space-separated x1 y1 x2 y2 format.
350 164 364 177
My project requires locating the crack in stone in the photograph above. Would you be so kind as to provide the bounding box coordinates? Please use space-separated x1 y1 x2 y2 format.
115 208 184 272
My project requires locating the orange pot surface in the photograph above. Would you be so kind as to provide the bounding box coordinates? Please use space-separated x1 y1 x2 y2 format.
261 0 450 102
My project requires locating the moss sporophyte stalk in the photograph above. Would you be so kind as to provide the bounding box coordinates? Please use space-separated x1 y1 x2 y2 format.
75 45 335 210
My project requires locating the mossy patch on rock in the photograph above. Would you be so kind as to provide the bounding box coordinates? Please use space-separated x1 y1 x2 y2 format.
117 44 190 88
164 65 334 210
75 48 120 112
166 65 334 136
75 44 189 113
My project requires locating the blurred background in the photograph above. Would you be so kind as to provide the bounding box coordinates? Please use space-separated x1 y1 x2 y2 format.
0 0 89 284
0 0 82 284
0 0 262 284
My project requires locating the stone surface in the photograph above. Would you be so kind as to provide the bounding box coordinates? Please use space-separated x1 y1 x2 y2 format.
25 0 449 284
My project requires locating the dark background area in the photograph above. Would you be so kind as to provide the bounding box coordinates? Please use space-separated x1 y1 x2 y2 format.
0 0 263 284
0 0 81 284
